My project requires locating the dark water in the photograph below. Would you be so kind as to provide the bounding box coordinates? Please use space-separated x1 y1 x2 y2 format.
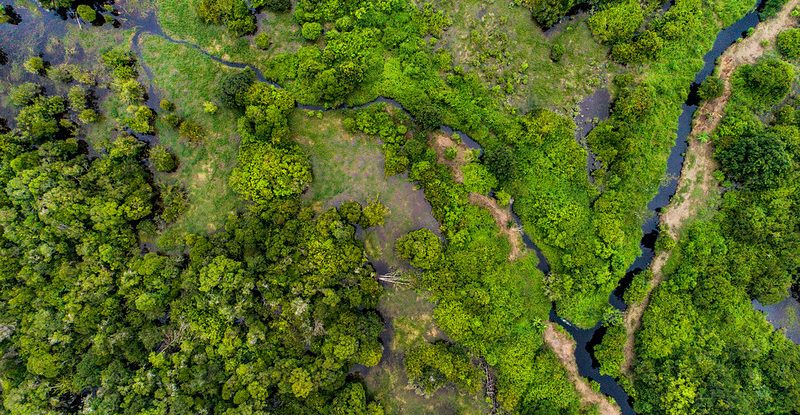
753 293 800 344
575 88 611 178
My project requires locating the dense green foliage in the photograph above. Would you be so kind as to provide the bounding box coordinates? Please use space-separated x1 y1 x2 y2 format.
777 28 800 60
0 80 386 414
633 55 800 414
197 0 256 36
404 342 483 395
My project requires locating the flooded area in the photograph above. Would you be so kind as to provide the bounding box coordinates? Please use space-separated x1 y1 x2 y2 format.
753 292 800 344
574 87 611 176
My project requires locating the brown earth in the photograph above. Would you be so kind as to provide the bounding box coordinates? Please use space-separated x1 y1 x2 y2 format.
543 323 622 415
429 132 473 183
620 0 800 377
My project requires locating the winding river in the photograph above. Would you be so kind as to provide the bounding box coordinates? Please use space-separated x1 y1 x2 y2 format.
0 1 769 414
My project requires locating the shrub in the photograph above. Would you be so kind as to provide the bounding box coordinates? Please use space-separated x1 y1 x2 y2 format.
203 101 218 114
742 58 795 108
462 163 498 194
114 78 146 104
159 99 175 111
124 105 154 134
23 57 45 75
404 342 482 395
160 184 188 223
162 113 182 128
76 5 96 22
67 85 88 110
254 32 271 50
46 64 74 83
78 108 99 124
697 76 724 101
777 28 800 60
253 0 291 12
149 145 178 172
396 228 442 270
301 22 323 41
588 0 643 45
550 43 565 62
338 201 362 224
717 133 792 190
229 142 312 203
361 199 390 228
178 120 204 143
218 69 256 108
10 83 42 107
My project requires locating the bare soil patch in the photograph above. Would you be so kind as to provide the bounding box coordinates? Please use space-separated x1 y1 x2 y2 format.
429 132 473 183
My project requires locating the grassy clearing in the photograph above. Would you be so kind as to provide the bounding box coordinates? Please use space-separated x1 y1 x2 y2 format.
290 111 440 269
363 287 490 415
156 0 301 72
139 34 242 234
429 0 610 114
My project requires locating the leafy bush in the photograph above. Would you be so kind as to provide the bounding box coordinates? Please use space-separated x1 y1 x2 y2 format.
360 199 389 227
159 99 175 111
717 133 792 190
404 342 482 395
203 101 218 114
229 142 312 203
23 56 45 74
76 4 96 22
253 0 291 12
777 28 800 60
740 58 795 108
10 82 42 107
396 228 442 270
550 43 565 62
149 145 178 172
78 108 99 124
301 22 323 41
588 0 643 45
124 105 154 134
67 85 88 110
254 32 272 50
197 0 256 36
218 68 256 108
697 75 724 101
178 119 205 142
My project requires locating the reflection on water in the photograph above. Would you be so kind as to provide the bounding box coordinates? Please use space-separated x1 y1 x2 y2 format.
753 293 800 344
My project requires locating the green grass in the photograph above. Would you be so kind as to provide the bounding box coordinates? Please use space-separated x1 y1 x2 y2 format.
156 0 301 73
363 286 490 415
429 0 611 114
139 33 242 234
290 111 441 269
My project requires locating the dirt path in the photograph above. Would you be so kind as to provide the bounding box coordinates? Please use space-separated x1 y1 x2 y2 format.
620 1 800 377
469 193 525 260
544 323 622 415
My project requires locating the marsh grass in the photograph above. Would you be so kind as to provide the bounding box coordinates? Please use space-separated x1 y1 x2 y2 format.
290 111 441 269
363 286 490 415
139 34 242 234
156 0 301 73
429 0 611 114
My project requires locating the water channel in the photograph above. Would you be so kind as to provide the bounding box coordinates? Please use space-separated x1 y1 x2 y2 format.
0 1 777 414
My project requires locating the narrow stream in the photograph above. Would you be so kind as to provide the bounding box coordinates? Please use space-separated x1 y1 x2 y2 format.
546 4 762 415
1 2 764 413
